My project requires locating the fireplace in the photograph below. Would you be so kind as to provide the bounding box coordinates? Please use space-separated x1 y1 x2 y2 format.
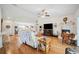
43 23 53 36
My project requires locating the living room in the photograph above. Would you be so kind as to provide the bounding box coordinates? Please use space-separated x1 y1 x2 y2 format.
0 4 79 54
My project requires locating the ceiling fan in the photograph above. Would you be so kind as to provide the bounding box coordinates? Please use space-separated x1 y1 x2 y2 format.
38 9 51 17
37 8 60 18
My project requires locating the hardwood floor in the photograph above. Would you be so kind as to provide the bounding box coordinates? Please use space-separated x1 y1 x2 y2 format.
0 36 74 54
18 44 44 54
48 37 74 54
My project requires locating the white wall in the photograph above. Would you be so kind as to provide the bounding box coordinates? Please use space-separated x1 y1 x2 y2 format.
0 8 3 48
1 5 77 35
2 20 15 35
2 5 36 24
37 15 76 34
0 8 1 32
75 8 79 36
2 20 36 35
75 8 79 17
15 21 36 31
75 8 79 46
1 5 36 35
77 17 79 46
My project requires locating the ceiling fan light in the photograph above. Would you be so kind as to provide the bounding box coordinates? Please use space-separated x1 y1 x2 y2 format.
41 15 45 18
45 14 50 17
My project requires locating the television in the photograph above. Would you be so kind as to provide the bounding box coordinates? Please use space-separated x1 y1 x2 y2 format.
44 23 53 29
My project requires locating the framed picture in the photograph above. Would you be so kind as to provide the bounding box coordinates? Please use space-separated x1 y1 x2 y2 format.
63 17 68 24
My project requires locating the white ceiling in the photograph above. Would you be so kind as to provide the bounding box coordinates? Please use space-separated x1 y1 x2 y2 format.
15 4 79 16
0 4 79 23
